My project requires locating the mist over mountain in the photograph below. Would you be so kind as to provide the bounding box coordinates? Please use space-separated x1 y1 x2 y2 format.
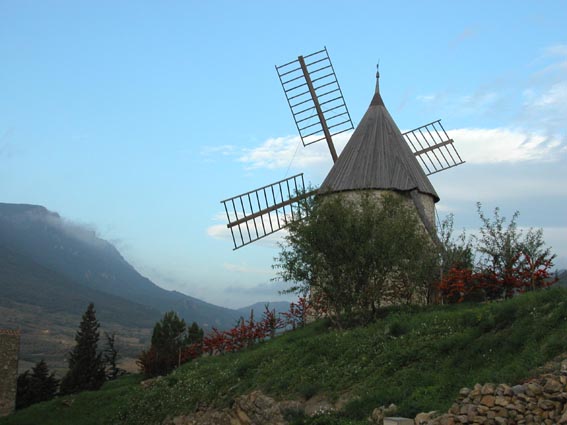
236 301 292 317
0 202 241 329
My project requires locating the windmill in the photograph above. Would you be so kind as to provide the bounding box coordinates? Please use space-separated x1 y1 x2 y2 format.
220 47 464 250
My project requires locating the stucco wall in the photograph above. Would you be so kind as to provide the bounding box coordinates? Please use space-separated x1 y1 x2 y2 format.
0 329 20 417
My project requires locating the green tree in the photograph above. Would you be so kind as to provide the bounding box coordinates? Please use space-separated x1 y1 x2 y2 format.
475 203 556 298
138 311 188 376
438 213 474 273
16 360 59 409
187 321 204 345
60 303 106 394
274 193 438 326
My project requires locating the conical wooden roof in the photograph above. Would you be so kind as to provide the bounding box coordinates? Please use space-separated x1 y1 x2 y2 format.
319 76 440 202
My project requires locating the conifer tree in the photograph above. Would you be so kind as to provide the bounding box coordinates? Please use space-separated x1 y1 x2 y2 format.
187 321 204 345
16 360 59 409
60 303 106 394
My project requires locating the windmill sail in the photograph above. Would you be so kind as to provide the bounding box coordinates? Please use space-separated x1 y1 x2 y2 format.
221 173 315 250
403 120 465 176
276 47 354 162
220 52 466 251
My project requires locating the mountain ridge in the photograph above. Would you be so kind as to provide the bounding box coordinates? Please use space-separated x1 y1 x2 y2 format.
0 202 239 329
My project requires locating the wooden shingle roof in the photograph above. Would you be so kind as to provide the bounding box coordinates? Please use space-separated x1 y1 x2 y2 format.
319 77 440 202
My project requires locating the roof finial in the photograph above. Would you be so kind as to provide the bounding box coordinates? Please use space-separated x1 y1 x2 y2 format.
375 61 380 94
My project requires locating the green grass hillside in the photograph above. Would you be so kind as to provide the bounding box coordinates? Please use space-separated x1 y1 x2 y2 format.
5 287 567 425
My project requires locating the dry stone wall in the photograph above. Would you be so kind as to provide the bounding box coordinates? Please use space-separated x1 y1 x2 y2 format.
425 361 567 425
0 329 20 417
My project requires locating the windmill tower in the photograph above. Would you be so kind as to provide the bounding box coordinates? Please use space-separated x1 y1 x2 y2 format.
318 67 440 241
221 48 464 250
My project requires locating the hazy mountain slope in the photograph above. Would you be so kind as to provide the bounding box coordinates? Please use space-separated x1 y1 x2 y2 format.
556 270 567 287
0 244 160 328
0 203 239 328
0 245 156 373
236 301 291 317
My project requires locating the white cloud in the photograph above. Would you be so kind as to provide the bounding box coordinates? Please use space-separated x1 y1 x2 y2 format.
207 210 289 249
238 132 351 173
532 82 567 107
207 223 231 241
544 44 567 57
234 127 563 174
452 128 564 164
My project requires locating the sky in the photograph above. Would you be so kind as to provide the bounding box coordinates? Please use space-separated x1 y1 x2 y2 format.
1 1 566 309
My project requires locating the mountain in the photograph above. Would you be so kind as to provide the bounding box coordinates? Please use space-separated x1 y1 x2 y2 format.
0 244 161 328
0 203 240 329
236 301 291 317
556 270 567 287
0 244 157 372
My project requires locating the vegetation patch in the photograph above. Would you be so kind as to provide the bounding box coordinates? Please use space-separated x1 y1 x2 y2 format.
4 288 567 425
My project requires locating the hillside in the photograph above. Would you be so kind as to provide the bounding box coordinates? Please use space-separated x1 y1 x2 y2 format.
0 245 159 373
3 287 567 425
556 270 567 287
0 203 240 329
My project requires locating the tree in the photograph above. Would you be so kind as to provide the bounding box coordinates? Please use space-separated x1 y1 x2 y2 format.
274 193 438 326
475 203 556 298
187 321 204 346
138 311 188 377
438 213 474 273
60 303 106 394
438 204 557 303
16 360 59 409
104 332 125 381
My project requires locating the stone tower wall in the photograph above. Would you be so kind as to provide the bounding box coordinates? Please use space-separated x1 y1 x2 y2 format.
0 329 20 417
327 189 436 234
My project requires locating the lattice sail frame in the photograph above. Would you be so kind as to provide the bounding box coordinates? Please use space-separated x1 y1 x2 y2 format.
403 120 465 176
221 173 315 250
276 47 354 161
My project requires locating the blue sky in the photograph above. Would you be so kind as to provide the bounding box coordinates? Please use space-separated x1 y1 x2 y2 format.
1 1 566 308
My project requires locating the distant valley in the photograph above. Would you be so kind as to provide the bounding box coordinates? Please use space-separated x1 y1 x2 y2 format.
0 202 288 373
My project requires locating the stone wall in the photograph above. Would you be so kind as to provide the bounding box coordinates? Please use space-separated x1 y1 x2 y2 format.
424 360 567 424
0 329 20 417
328 189 436 233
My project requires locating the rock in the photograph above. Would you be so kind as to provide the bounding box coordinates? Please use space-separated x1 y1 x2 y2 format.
233 391 288 424
525 382 543 396
494 396 509 407
166 390 298 425
371 408 385 424
559 409 567 424
543 377 563 393
304 394 334 417
415 411 438 424
370 404 397 424
480 395 495 407
140 376 162 389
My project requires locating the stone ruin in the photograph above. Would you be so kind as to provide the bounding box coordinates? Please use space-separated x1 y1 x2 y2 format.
0 329 20 417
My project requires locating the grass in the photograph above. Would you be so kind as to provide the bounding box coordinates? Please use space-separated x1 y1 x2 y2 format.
0 375 143 425
4 287 567 425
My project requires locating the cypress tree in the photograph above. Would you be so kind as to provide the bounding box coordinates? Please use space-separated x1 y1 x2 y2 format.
60 303 106 394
